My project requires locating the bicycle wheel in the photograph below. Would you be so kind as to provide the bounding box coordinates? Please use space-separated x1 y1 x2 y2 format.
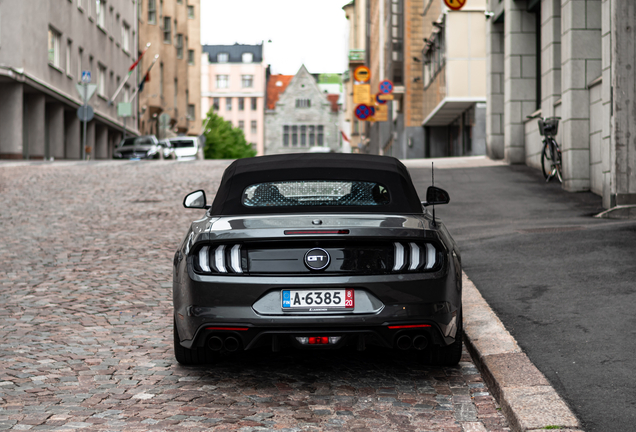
541 141 553 181
552 139 563 183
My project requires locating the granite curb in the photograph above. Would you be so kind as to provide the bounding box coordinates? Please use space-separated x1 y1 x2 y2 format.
461 272 584 432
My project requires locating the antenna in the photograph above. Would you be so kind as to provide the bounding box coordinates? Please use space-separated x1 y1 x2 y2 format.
431 162 436 227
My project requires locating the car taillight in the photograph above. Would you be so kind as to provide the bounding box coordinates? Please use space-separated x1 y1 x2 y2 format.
195 244 243 274
393 242 439 272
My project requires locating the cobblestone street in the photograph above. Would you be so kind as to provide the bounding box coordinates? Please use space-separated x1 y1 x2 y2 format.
0 161 509 431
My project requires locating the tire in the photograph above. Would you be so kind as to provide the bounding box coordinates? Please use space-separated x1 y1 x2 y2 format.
541 140 563 183
428 310 463 367
174 320 215 365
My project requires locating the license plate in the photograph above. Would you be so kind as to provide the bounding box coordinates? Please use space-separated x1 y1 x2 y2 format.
282 289 354 310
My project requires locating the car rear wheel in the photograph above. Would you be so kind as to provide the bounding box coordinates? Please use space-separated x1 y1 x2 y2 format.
427 311 463 366
174 320 215 365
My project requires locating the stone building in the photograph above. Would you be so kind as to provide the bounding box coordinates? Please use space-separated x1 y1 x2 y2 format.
485 0 636 210
137 0 201 138
201 44 266 155
264 65 340 155
0 0 138 160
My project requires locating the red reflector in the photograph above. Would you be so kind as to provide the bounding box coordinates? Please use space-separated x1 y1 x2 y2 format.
388 324 432 330
308 336 329 344
205 327 249 331
284 230 350 235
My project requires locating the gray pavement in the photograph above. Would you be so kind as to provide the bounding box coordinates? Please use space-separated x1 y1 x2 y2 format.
0 160 510 431
405 156 636 432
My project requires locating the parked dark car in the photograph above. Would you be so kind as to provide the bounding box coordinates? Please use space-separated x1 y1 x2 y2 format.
113 135 163 160
173 153 462 366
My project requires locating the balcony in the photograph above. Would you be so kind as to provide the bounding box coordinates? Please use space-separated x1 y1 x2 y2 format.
348 49 365 64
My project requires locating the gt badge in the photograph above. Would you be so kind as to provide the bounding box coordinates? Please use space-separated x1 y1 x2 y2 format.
304 248 330 270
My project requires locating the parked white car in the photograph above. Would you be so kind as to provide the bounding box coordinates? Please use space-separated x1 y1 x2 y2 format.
165 137 202 160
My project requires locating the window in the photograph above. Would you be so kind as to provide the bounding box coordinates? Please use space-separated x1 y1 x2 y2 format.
295 99 311 108
217 52 228 63
283 126 289 146
188 49 195 65
176 34 183 58
77 47 83 82
177 0 182 3
308 126 315 146
66 39 72 76
77 0 84 11
216 75 229 88
159 62 164 98
241 75 253 88
121 22 130 52
48 28 61 68
174 78 178 112
98 64 107 96
251 120 257 135
317 126 324 146
242 181 390 208
238 120 244 131
187 5 194 19
148 0 156 24
251 97 257 111
291 126 298 147
391 0 404 85
242 52 253 63
238 97 244 111
225 97 232 111
300 125 307 147
423 23 445 89
163 17 171 43
96 0 105 28
213 98 219 111
188 104 195 120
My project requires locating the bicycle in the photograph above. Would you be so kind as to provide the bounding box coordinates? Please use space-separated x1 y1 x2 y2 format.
538 116 562 183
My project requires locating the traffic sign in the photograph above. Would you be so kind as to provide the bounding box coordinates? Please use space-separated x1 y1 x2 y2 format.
353 65 371 83
353 84 371 104
81 70 92 83
376 93 387 105
443 0 466 11
117 102 133 117
379 80 394 94
354 104 373 121
77 105 94 122
75 83 97 104
374 104 388 122
378 93 394 101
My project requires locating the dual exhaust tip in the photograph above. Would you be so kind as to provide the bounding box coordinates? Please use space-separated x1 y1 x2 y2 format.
208 336 240 352
396 334 428 351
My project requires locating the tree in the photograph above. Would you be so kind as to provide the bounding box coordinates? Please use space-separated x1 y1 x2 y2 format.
202 109 256 159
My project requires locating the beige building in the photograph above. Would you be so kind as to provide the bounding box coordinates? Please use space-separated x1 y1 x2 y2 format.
0 0 138 160
421 0 487 157
342 0 366 151
138 0 201 138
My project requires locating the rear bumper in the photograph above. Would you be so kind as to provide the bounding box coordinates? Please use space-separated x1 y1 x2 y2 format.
173 259 462 350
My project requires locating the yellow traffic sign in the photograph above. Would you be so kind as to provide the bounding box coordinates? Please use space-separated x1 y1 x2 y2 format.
444 0 466 10
353 65 371 83
353 84 372 104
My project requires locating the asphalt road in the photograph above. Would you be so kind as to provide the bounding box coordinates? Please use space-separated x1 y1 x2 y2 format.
406 158 636 432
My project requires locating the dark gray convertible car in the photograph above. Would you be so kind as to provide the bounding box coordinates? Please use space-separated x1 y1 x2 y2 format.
173 153 462 365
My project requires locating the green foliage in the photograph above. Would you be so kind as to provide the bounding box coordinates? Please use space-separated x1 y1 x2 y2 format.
202 109 256 160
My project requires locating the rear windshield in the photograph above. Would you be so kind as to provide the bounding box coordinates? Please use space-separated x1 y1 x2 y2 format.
170 140 196 148
119 137 155 146
242 180 390 207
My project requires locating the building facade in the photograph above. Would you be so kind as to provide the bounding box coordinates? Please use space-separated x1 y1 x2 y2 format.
0 0 138 160
342 0 487 159
201 44 266 155
264 65 340 155
138 0 200 139
485 0 636 210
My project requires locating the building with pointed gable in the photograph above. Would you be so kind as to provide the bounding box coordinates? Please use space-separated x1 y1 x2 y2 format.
264 65 340 155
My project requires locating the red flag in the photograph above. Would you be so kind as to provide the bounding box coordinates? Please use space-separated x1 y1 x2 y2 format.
128 44 150 73
340 130 350 143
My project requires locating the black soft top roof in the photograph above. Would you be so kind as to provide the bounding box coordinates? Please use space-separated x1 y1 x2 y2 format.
209 153 423 215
